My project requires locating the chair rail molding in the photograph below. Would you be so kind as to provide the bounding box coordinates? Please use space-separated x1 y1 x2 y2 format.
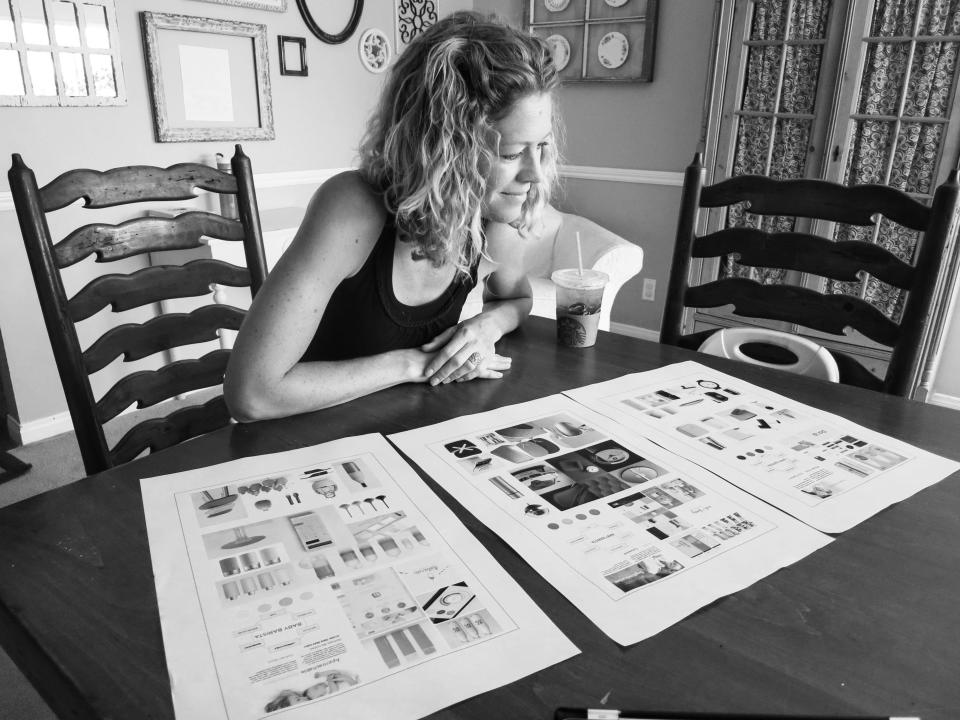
0 164 683 212
559 164 684 186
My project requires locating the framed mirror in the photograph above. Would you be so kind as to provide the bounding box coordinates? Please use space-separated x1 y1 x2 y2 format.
1 0 126 107
295 0 363 44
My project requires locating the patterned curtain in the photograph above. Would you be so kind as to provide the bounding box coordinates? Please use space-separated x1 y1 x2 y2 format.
827 0 960 322
721 0 832 284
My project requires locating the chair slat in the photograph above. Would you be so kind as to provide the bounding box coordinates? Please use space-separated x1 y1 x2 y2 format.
110 395 231 465
702 175 930 230
39 163 237 212
693 228 916 288
95 350 230 424
54 212 245 267
69 259 250 321
685 278 900 346
83 305 246 373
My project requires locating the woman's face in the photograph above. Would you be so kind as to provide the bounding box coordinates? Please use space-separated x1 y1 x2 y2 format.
482 92 553 224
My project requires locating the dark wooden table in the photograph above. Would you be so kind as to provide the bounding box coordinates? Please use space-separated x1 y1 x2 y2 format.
2 317 958 720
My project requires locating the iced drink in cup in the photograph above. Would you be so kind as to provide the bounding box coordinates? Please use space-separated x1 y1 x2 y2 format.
551 269 609 348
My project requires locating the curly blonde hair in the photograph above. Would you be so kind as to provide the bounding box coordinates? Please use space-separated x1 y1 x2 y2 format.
359 11 562 277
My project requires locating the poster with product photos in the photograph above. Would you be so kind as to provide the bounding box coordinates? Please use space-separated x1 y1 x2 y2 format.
140 434 577 720
564 361 960 533
390 395 830 646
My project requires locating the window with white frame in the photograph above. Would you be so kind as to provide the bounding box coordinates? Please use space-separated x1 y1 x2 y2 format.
0 0 125 106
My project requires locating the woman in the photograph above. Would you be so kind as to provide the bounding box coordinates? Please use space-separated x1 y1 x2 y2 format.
225 12 561 421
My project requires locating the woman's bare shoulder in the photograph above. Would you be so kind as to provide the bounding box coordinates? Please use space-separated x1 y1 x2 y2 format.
266 171 387 285
293 171 386 260
305 170 385 228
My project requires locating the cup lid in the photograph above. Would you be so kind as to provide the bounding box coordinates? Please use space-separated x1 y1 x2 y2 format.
551 268 609 289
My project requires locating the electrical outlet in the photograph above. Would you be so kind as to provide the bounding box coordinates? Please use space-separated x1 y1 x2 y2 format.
642 278 656 301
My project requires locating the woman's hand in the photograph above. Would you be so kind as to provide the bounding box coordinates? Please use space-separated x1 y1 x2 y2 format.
421 315 511 385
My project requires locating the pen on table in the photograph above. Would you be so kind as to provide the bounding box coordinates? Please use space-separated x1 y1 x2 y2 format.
553 708 920 720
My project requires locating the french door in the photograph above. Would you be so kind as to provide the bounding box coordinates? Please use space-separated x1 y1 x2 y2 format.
694 0 960 398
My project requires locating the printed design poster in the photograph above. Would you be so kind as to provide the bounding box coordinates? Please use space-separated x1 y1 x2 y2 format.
141 434 577 720
565 361 960 533
389 396 829 646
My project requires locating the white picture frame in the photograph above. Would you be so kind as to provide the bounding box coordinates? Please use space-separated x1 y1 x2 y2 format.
140 12 275 142
189 0 287 12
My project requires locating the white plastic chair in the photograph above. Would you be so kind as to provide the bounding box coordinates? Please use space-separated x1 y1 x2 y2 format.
459 206 643 331
698 327 840 382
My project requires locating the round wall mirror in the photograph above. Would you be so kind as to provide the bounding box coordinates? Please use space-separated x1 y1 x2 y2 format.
295 0 364 44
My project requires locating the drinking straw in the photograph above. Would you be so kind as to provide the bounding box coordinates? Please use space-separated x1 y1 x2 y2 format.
576 231 584 278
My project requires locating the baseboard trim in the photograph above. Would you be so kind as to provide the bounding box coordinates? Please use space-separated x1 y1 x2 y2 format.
14 412 73 446
560 165 685 187
609 321 660 342
929 392 960 411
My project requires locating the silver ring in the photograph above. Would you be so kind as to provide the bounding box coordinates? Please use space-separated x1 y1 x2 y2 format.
467 351 483 368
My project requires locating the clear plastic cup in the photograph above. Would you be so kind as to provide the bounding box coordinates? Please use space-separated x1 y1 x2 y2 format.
551 269 609 348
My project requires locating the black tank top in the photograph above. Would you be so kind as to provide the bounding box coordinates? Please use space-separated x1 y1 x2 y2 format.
302 216 479 361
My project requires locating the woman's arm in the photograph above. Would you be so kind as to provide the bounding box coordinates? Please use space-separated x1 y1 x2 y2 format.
422 221 533 385
224 172 432 421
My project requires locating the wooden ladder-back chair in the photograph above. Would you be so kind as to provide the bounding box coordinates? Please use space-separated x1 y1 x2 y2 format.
9 145 268 475
662 153 960 397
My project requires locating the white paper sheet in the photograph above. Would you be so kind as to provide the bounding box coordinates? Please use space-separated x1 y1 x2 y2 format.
179 44 234 122
140 434 578 720
565 361 960 533
388 395 830 646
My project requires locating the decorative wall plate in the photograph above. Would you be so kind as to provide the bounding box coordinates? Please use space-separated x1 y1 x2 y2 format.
544 0 570 12
546 34 571 71
597 30 629 69
359 27 391 73
604 0 629 7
